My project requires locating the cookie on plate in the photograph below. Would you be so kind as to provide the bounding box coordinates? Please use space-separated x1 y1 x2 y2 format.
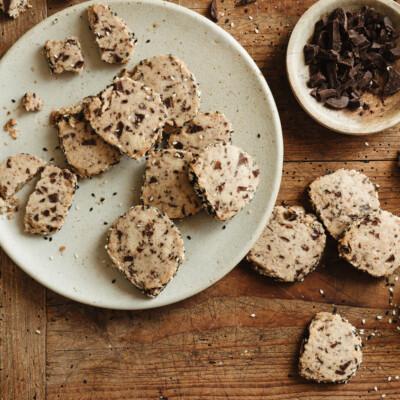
299 312 362 383
85 77 167 159
0 0 30 18
22 92 44 112
247 205 326 282
44 37 85 74
189 143 259 221
106 205 184 297
0 153 46 199
141 149 202 219
338 210 400 277
88 3 135 64
167 112 233 153
308 169 380 239
24 166 76 235
124 54 201 127
52 97 122 178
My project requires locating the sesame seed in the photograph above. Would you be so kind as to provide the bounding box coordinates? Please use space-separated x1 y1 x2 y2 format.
74 253 79 259
250 313 256 318
365 142 369 146
49 256 54 261
319 289 324 295
377 315 382 320
249 16 253 20
243 350 248 354
374 387 378 391
362 319 366 324
388 377 392 381
254 28 259 33
35 329 41 334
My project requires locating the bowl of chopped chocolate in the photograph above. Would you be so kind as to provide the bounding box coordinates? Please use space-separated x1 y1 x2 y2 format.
287 0 400 135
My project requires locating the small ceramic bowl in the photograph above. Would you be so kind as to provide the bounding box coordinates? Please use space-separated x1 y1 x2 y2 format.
287 0 400 135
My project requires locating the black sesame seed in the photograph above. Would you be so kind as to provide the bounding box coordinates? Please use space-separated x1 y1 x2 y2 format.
113 192 117 196
49 237 53 242
104 222 108 225
146 39 150 43
225 19 229 23
89 207 93 211
43 147 48 151
222 225 226 230
187 235 191 240
257 134 261 138
91 193 95 197
112 279 116 283
11 99 15 103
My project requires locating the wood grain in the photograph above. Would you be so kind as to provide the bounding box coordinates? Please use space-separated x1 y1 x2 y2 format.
1 0 400 399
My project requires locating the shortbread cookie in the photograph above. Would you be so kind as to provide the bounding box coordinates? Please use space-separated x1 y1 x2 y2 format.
85 77 167 159
22 92 44 112
52 97 122 178
189 143 259 220
125 54 200 127
106 205 184 297
338 210 400 277
24 166 76 235
308 169 380 239
247 205 326 282
44 37 85 74
0 0 30 18
299 312 362 383
88 3 135 64
141 149 201 219
0 154 46 199
167 112 232 153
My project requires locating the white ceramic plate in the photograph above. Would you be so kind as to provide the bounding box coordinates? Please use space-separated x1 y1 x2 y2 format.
287 0 400 135
0 0 282 309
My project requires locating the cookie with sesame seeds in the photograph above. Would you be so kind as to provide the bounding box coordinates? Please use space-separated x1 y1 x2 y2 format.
51 97 123 178
189 143 260 221
24 166 77 235
299 312 362 383
0 153 46 199
88 3 135 64
308 169 380 240
247 205 326 282
85 77 168 159
167 112 233 153
44 37 85 74
141 149 202 219
123 54 201 127
338 210 400 278
106 205 185 297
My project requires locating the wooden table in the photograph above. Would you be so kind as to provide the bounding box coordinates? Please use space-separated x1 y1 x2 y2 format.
1 0 400 398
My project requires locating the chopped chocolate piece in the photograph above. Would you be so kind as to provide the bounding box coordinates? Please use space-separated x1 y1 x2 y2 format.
348 30 370 47
367 52 386 71
308 72 326 87
327 20 341 52
326 62 340 88
329 7 348 31
384 67 400 96
235 0 255 6
210 0 218 22
317 88 337 101
385 47 400 62
356 71 373 89
304 44 319 64
348 97 364 109
325 96 349 109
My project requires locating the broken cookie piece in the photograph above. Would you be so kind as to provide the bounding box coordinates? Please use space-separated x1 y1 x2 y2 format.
247 205 326 282
0 154 46 199
167 112 233 153
189 143 260 221
44 37 85 74
24 166 77 235
338 210 400 278
0 0 31 18
106 205 185 297
124 54 201 127
88 3 135 64
0 197 19 214
85 77 167 159
51 97 122 178
141 149 202 219
22 92 44 112
299 312 362 383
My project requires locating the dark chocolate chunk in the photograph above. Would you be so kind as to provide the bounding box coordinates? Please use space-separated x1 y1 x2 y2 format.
235 0 255 6
304 44 319 64
384 67 400 96
325 96 349 109
308 72 327 87
317 88 337 100
210 0 218 22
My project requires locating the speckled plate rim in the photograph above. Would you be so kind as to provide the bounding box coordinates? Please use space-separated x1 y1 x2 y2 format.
0 0 283 310
286 0 400 136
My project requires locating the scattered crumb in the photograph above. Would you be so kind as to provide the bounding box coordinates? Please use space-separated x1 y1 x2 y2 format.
3 118 18 140
59 246 66 252
7 213 14 220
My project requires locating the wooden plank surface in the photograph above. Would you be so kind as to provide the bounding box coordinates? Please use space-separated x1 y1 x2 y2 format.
1 0 400 399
